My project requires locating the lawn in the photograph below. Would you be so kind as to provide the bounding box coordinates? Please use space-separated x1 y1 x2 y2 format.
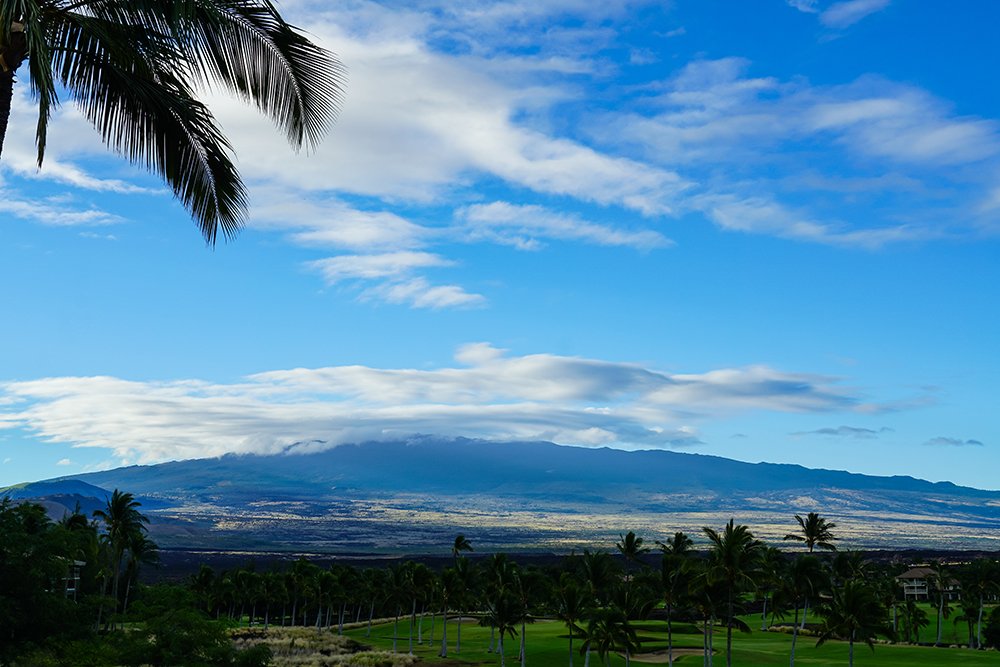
342 613 1000 667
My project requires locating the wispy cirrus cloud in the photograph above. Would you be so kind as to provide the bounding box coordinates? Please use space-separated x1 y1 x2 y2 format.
792 425 893 439
457 202 672 250
820 0 891 29
0 343 871 465
924 437 985 448
0 193 122 227
597 58 1000 247
4 0 996 312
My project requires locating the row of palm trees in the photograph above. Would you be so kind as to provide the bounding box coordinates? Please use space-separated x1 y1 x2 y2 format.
188 515 1000 667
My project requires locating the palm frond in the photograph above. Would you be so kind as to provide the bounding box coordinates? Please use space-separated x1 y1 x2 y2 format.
2 0 58 164
52 12 246 242
88 0 344 150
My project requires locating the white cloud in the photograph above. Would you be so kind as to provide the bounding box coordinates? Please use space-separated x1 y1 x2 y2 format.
0 344 870 465
924 437 985 448
786 0 819 13
0 193 122 227
820 0 891 29
360 277 485 309
56 458 72 466
308 251 452 283
458 202 671 250
597 60 1000 246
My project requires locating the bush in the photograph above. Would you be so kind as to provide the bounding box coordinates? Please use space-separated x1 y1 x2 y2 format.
984 607 1000 649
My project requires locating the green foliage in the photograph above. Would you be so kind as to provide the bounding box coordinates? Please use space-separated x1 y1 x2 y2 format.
117 608 244 667
0 498 97 664
984 606 1000 649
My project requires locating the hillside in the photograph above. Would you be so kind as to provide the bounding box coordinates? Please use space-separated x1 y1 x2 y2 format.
6 438 999 553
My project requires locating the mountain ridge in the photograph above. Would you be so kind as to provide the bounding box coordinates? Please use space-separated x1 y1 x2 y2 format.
5 438 999 552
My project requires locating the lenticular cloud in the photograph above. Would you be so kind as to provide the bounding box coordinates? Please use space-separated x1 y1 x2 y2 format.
0 343 861 465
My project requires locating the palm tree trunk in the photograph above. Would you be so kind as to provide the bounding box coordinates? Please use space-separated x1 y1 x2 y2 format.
937 595 944 646
761 595 768 631
500 634 507 667
977 595 984 649
726 594 734 667
489 625 495 652
708 616 715 667
789 603 799 667
800 598 808 629
410 598 416 654
0 28 27 159
569 631 574 667
667 602 674 667
367 600 374 637
520 619 526 667
418 602 424 644
122 577 133 618
0 72 12 157
393 606 400 653
705 621 713 667
440 604 448 657
849 632 855 667
457 607 463 652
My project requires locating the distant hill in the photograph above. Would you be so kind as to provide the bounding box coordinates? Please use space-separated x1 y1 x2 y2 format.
0 479 113 521
8 438 1000 553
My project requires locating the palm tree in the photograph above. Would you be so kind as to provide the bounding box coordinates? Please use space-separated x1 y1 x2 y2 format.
512 566 542 667
784 554 826 666
580 550 619 608
900 598 929 643
554 574 589 667
452 534 474 562
581 607 639 667
757 546 785 632
783 512 836 628
784 512 837 553
616 531 650 587
960 558 999 648
92 489 148 623
386 564 408 654
702 519 762 667
657 532 694 667
929 560 954 646
120 531 158 617
0 0 343 244
484 552 515 653
815 579 892 667
452 555 474 654
438 566 459 658
483 589 520 667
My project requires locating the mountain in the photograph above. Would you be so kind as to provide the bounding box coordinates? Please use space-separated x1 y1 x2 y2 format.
5 438 999 553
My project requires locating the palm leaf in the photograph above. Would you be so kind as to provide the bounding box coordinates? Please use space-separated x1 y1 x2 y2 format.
52 11 246 241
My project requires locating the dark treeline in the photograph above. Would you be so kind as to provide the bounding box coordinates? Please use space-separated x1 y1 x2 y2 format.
3 494 1000 667
0 492 269 667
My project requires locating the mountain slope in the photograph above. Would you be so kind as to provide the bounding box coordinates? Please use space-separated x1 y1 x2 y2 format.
9 438 1000 553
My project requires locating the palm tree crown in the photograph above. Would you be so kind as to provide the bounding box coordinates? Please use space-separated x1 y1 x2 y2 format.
784 512 837 552
0 0 344 244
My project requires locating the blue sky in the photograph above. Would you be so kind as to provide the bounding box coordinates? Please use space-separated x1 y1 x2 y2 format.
1 0 998 489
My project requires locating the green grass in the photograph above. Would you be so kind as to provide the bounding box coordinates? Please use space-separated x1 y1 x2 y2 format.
343 613 1000 667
